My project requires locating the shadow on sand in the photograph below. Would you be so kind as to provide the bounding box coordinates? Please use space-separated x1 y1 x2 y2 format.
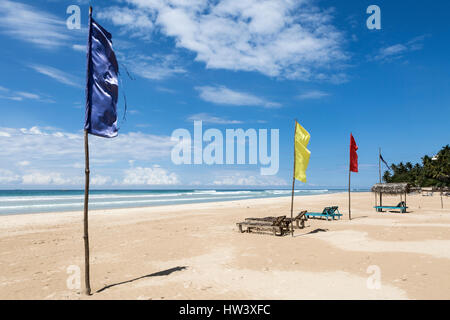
293 228 329 237
96 266 188 293
350 215 368 220
306 228 329 234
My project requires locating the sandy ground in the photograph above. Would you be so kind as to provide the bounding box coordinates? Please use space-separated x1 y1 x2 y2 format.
0 192 449 300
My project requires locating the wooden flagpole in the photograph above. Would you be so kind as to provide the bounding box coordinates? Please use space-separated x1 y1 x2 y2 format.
83 130 91 295
290 175 295 237
378 147 382 207
82 6 93 296
348 134 352 220
348 166 351 220
290 120 297 237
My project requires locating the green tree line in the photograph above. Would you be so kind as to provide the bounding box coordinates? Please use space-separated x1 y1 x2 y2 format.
383 145 450 188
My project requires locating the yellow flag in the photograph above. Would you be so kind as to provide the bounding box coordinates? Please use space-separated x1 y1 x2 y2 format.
294 121 311 183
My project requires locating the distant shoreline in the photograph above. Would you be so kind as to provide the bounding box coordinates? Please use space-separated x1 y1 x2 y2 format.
0 189 370 216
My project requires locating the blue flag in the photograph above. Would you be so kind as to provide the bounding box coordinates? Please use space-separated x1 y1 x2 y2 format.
84 13 119 138
380 154 390 170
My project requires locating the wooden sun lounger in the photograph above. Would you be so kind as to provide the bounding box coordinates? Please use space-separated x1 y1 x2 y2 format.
236 216 290 236
374 201 408 213
305 206 342 221
245 210 308 229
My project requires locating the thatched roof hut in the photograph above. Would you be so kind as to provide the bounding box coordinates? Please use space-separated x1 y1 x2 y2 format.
371 183 410 195
372 183 410 208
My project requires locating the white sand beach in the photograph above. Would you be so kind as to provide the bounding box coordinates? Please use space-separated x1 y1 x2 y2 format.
0 192 449 300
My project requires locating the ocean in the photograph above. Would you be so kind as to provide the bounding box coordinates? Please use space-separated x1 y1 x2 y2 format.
0 189 361 216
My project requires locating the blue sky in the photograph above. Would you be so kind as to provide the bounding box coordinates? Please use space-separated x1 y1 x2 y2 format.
0 0 449 189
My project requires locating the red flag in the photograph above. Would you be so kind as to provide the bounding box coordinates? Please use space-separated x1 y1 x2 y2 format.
350 133 358 172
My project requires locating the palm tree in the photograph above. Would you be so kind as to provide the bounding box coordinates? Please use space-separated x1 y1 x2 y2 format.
384 145 450 188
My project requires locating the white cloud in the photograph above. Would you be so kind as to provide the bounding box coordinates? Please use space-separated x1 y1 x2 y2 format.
29 64 83 88
187 113 242 124
0 126 180 187
298 90 329 100
373 35 428 62
212 171 287 186
122 166 180 185
91 175 112 186
0 85 52 103
15 92 40 100
20 126 44 135
0 169 20 183
109 0 346 80
21 172 78 185
375 44 407 61
0 0 72 48
0 131 11 137
72 44 85 52
0 95 23 102
0 127 176 163
126 53 186 80
196 86 280 108
72 162 84 169
156 86 177 94
97 6 154 39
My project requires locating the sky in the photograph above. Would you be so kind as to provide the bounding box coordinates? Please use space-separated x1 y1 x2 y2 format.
0 0 449 190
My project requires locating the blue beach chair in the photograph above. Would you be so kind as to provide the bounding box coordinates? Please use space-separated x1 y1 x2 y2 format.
305 206 342 221
374 201 408 213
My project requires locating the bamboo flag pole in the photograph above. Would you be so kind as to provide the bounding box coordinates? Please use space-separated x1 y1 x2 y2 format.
378 147 382 206
83 130 91 295
348 135 353 221
348 166 351 220
290 120 298 237
290 175 295 237
82 5 120 295
82 6 93 296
